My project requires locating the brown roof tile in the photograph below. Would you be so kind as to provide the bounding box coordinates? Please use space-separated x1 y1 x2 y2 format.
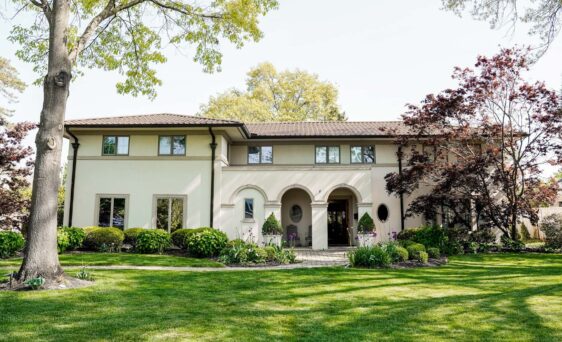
65 114 412 137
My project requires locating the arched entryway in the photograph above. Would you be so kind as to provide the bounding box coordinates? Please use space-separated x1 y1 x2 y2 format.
281 188 312 247
326 187 359 247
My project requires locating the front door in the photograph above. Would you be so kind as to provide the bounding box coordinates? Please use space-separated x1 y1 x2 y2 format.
328 200 349 246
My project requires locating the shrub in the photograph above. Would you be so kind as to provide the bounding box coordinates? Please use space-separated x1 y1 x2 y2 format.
470 228 496 244
427 247 440 258
348 246 391 268
262 213 283 235
398 225 446 250
0 231 25 259
57 229 70 254
264 245 276 261
170 227 214 249
83 227 124 252
357 213 375 233
186 228 228 257
136 230 172 254
500 235 525 251
395 246 409 262
541 214 562 249
25 276 45 290
219 240 266 264
124 228 146 247
417 251 429 263
59 227 86 250
406 243 426 260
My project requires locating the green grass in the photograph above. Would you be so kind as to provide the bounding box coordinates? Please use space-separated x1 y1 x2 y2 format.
0 252 223 268
1 253 562 341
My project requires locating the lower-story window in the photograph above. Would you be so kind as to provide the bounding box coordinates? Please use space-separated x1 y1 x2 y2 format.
154 195 187 233
96 195 128 229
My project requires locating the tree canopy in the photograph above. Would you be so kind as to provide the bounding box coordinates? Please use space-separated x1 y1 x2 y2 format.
199 62 346 122
443 0 562 57
0 57 26 118
385 48 562 239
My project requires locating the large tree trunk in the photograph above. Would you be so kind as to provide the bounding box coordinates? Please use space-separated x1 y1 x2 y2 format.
17 0 71 282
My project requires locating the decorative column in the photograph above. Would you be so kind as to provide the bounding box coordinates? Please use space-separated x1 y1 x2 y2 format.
311 202 328 250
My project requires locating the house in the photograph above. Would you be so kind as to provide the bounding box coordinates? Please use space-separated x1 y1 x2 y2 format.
63 113 426 250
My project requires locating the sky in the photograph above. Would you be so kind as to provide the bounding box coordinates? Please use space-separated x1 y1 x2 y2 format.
1 0 561 158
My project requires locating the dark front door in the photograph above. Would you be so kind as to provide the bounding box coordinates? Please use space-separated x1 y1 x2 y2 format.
328 200 349 246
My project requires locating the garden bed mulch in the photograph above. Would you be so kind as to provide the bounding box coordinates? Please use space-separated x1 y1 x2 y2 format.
390 256 449 269
225 260 303 268
0 274 93 292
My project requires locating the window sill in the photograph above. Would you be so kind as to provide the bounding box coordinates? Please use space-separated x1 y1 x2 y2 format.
242 218 256 223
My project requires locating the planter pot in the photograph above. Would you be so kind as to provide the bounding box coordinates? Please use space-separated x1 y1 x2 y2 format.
357 233 376 247
263 234 282 247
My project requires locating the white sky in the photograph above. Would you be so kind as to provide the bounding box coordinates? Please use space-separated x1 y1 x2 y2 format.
1 0 561 160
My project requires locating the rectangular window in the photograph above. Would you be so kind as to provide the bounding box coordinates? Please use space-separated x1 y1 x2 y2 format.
155 196 186 233
159 136 186 155
351 146 375 164
316 146 340 164
247 146 273 164
102 136 129 155
244 198 254 219
97 195 127 229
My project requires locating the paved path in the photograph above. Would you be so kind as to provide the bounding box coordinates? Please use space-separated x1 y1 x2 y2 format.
76 248 352 272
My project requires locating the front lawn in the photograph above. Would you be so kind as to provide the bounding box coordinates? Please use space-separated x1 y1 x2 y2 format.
0 252 223 268
1 253 562 341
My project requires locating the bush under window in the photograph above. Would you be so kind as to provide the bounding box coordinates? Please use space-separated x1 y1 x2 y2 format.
0 231 25 259
83 227 124 252
136 229 171 254
59 227 86 250
185 228 228 257
57 229 70 254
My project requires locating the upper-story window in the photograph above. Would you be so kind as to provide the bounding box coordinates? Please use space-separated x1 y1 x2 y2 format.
102 136 129 155
159 136 186 155
315 146 340 164
351 146 375 164
248 146 273 164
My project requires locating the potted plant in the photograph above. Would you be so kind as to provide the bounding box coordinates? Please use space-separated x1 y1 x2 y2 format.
357 213 376 247
262 213 283 247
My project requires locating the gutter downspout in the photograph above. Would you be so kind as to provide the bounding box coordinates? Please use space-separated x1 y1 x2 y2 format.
66 128 80 227
398 146 405 231
209 127 217 228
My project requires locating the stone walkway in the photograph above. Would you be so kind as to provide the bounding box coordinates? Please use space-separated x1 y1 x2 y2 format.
78 248 352 272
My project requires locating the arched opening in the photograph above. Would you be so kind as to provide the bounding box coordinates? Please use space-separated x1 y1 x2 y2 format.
281 188 312 247
327 187 359 246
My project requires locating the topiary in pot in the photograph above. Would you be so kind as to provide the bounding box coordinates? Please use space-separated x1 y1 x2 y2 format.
262 213 282 235
357 213 375 234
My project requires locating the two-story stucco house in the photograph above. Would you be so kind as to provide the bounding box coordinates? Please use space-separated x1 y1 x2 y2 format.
63 113 425 250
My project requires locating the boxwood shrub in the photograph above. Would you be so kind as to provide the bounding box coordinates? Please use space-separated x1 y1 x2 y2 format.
59 227 86 250
406 243 426 260
0 231 25 259
83 227 124 252
397 225 446 250
124 228 146 247
427 247 440 259
57 229 70 253
185 228 228 257
394 246 409 262
136 229 171 254
417 251 429 263
171 228 210 249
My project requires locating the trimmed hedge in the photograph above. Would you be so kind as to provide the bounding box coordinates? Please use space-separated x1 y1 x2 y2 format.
397 225 445 250
395 246 409 262
171 228 211 249
136 230 171 254
0 231 25 259
124 228 146 247
185 228 228 257
406 243 426 261
417 251 429 263
427 247 440 259
84 227 124 252
59 227 86 250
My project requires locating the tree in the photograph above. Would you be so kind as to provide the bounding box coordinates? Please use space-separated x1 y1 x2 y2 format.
0 57 26 118
385 47 562 240
7 0 278 283
0 117 35 230
199 62 346 122
442 0 562 57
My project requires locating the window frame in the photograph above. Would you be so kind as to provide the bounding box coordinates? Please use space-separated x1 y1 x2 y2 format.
94 194 129 228
244 198 254 220
102 135 130 156
152 194 188 233
350 145 376 164
247 145 273 164
158 135 187 156
315 145 341 164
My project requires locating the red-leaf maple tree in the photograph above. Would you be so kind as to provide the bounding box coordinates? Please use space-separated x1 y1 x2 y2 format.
385 47 562 239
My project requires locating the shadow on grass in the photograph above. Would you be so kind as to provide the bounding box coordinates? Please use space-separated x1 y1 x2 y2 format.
1 253 561 341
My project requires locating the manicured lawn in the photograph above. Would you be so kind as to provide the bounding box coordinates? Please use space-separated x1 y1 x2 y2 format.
1 253 562 341
0 252 223 268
